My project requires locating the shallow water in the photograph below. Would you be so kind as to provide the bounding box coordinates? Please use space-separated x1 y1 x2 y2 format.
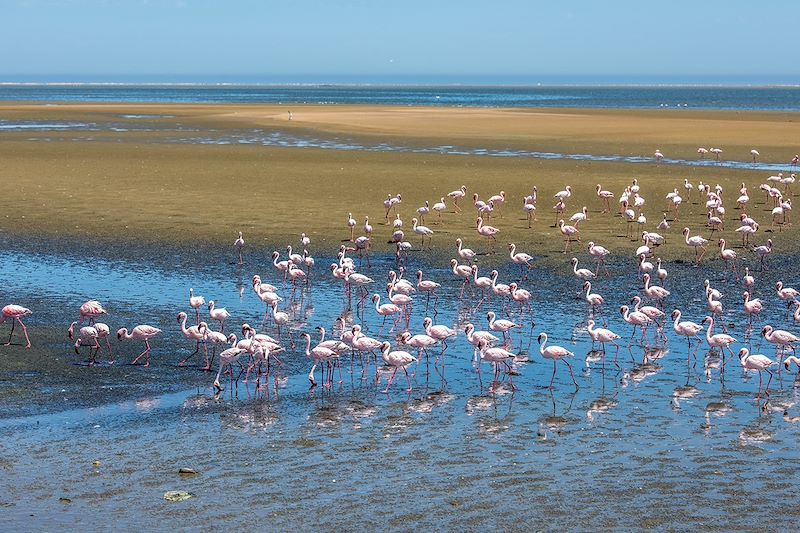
3 118 796 172
2 239 800 530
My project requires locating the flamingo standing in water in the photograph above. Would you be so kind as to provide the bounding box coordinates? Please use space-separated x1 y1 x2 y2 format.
117 325 162 367
670 309 703 363
456 238 476 262
620 305 651 343
702 316 736 372
188 288 205 324
742 291 763 327
738 348 776 398
177 312 207 366
234 231 244 265
508 243 533 276
761 325 799 362
423 317 457 366
753 238 773 271
207 300 231 332
372 293 401 332
301 332 337 388
1 304 32 348
415 270 441 310
487 311 519 343
538 332 578 389
378 341 417 393
587 241 610 276
476 339 516 392
78 300 107 325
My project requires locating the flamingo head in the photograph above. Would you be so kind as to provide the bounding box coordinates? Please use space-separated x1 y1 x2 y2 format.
761 326 772 337
537 333 545 344
738 348 748 359
486 311 495 321
416 270 423 279
670 309 680 320
450 259 458 267
619 306 628 315
464 324 474 334
116 328 126 341
380 341 390 352
176 312 187 322
570 257 578 266
422 317 432 328
271 251 279 259
509 282 517 290
583 281 590 290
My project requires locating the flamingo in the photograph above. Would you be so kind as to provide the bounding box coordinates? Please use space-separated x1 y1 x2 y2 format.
753 238 773 271
464 323 499 355
620 305 651 343
558 219 579 252
393 213 404 230
1 304 32 348
351 325 384 380
702 316 736 371
750 149 760 163
642 273 670 305
272 251 290 278
78 300 107 325
476 339 516 392
697 147 708 159
671 309 703 362
455 237 476 262
372 293 401 332
270 301 291 336
508 282 532 310
488 191 506 217
743 267 755 289
508 243 533 274
570 257 596 281
313 326 349 355
416 202 429 224
388 270 415 295
207 300 230 332
301 332 337 388
430 197 447 224
761 325 799 361
69 322 100 363
654 149 663 161
582 281 604 317
630 296 665 323
738 348 775 397
117 325 161 367
742 291 763 326
682 227 708 265
415 270 441 309
717 239 737 278
234 231 244 265
411 217 434 248
213 344 249 392
587 241 610 276
538 332 578 389
399 330 437 365
448 185 467 212
347 212 357 241
655 258 668 285
471 265 494 307
554 185 573 201
775 281 799 303
569 206 589 225
596 184 614 213
490 270 512 300
523 197 536 227
553 199 566 226
638 254 654 276
378 342 417 393
301 232 311 247
586 319 621 362
710 147 722 161
177 312 208 366
423 316 457 365
476 217 499 252
451 259 474 297
487 311 519 342
658 213 670 232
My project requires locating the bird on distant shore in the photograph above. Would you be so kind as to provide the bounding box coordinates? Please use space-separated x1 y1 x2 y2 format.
234 231 244 265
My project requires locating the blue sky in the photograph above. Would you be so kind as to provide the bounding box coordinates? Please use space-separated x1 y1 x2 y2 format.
2 0 798 83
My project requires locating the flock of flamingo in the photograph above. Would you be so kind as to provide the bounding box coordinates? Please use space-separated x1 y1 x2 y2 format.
3 160 800 401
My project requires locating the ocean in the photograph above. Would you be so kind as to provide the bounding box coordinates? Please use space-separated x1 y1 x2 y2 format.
0 84 799 111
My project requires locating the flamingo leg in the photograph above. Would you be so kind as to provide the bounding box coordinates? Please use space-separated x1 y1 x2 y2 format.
383 367 399 393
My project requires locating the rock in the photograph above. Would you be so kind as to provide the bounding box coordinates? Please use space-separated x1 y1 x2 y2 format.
163 491 193 502
178 468 198 476
58 497 72 504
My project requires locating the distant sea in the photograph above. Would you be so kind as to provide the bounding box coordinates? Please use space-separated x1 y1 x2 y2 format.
0 84 799 111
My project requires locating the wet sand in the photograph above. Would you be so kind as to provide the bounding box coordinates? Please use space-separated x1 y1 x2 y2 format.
1 103 798 260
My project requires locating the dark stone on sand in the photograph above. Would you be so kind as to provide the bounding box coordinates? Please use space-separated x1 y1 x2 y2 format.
178 467 199 476
59 498 72 504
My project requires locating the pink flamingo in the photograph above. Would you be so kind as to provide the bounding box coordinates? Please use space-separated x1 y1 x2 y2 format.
682 227 708 265
761 325 799 362
351 325 383 381
620 305 651 343
69 322 100 364
508 243 533 276
399 330 437 368
372 293 401 333
423 317 457 365
571 257 596 281
448 185 467 212
78 300 107 325
1 304 32 348
455 238 476 262
642 273 670 306
582 281 604 318
188 288 205 324
301 332 338 388
471 265 493 308
476 216 499 252
379 342 417 393
586 319 621 364
508 282 532 311
742 291 763 327
411 217 434 249
117 325 161 367
702 316 736 372
596 184 614 213
738 348 776 398
487 311 519 343
671 309 703 362
213 344 249 392
234 231 244 265
753 239 773 271
415 270 441 310
177 312 207 366
207 300 230 332
558 219 579 253
587 241 610 275
538 332 578 389
476 339 516 392
451 259 474 298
